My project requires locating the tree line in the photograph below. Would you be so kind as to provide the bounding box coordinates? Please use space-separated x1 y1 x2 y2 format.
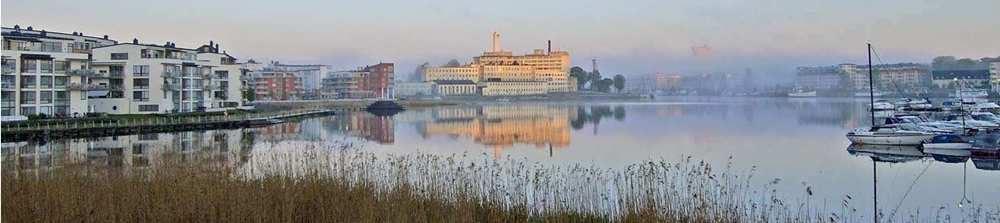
569 66 625 93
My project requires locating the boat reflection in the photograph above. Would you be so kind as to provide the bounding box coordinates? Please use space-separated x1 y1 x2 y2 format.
846 144 999 170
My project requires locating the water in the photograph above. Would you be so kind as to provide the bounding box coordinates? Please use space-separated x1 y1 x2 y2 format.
4 97 998 220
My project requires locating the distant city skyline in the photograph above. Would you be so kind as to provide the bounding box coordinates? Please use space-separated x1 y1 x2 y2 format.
4 0 999 82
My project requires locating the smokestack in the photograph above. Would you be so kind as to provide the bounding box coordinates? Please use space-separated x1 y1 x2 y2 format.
547 40 551 54
491 32 501 52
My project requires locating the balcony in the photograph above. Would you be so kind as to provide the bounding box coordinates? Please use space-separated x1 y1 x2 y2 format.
163 71 181 78
109 71 124 78
68 69 99 77
67 83 109 91
161 83 181 91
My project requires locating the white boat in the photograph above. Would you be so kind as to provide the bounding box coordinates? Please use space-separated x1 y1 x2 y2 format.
871 100 895 111
788 90 817 97
846 126 936 145
953 89 988 99
855 91 888 98
922 134 972 150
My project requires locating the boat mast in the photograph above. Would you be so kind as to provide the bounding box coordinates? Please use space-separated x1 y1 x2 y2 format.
868 43 876 126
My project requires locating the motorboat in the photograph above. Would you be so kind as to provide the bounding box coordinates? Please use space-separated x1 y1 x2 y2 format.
846 125 936 145
788 89 817 97
953 89 988 99
922 134 972 150
895 98 934 111
939 114 1000 130
871 100 895 111
855 91 888 98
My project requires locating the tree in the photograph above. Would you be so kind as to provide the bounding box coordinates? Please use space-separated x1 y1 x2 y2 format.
596 78 613 92
444 59 461 67
242 88 256 102
613 74 625 93
569 66 588 90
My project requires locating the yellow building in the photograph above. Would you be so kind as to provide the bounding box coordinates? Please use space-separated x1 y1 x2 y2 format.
424 32 573 96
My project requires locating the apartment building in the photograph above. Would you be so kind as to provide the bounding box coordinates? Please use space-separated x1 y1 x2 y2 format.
266 62 330 99
255 71 301 101
85 40 243 114
1 26 117 120
320 63 394 99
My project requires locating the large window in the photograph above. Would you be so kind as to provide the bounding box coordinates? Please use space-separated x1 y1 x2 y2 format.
54 61 68 74
39 91 52 104
20 106 35 115
111 53 128 60
133 65 149 76
1 58 15 74
54 91 68 102
54 76 67 88
133 91 149 102
20 59 36 73
39 60 53 73
133 78 149 89
110 66 124 77
138 104 158 112
20 91 35 104
40 42 62 52
20 76 35 89
214 70 229 79
39 76 53 89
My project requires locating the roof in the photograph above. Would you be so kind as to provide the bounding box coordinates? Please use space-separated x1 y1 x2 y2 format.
432 80 476 85
91 43 199 51
1 26 115 43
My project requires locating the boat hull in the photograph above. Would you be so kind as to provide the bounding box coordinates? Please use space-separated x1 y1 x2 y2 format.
847 134 933 145
921 143 972 150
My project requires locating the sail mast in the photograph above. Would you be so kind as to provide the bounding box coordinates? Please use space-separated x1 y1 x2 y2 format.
868 43 876 126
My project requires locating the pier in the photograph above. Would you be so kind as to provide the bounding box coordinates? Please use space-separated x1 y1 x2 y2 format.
0 109 335 142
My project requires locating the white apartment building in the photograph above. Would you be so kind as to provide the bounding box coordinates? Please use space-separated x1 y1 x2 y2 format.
990 62 1000 93
87 40 244 114
1 26 117 120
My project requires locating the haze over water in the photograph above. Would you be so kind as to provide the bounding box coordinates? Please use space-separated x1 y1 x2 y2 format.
6 98 998 220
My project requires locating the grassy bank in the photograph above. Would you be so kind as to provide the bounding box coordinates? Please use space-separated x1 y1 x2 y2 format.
3 147 993 222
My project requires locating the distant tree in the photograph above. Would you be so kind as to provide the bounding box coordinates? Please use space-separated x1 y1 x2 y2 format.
412 62 430 81
613 74 625 93
596 78 613 92
242 88 256 102
932 56 957 70
444 59 461 67
569 66 588 90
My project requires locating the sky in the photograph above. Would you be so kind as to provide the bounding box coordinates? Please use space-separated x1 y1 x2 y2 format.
3 0 999 83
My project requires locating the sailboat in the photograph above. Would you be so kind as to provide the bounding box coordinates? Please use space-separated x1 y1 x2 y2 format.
846 43 935 145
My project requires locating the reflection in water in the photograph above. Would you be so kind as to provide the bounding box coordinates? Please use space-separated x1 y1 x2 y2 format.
323 112 394 144
417 104 578 157
847 144 999 171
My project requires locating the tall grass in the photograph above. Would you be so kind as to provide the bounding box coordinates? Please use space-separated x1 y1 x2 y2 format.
4 144 997 222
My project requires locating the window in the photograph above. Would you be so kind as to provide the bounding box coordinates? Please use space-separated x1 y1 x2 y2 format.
54 91 68 102
133 78 149 89
39 76 53 89
1 58 15 75
20 106 35 115
133 91 148 102
133 65 149 76
20 76 35 89
39 60 53 73
54 61 68 74
110 66 124 77
214 70 229 79
39 91 52 104
138 104 158 112
21 59 36 73
20 91 35 104
54 76 67 88
111 53 129 60
40 42 62 52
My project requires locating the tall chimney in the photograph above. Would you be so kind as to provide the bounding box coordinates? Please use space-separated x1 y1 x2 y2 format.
491 32 501 52
547 40 552 54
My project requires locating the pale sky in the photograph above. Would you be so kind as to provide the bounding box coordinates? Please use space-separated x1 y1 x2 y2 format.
4 0 999 82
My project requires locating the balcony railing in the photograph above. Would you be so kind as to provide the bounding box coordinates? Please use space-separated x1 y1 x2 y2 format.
68 69 99 77
67 83 110 91
163 71 181 78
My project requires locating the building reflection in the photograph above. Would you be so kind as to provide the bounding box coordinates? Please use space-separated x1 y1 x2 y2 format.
418 104 575 157
2 128 261 171
323 112 395 144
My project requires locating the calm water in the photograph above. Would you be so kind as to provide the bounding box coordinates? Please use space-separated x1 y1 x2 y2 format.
4 97 998 220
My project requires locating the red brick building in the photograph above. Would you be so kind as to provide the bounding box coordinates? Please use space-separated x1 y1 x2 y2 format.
359 63 393 98
254 71 301 101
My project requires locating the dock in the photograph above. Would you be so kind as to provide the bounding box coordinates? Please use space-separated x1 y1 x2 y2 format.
0 109 334 142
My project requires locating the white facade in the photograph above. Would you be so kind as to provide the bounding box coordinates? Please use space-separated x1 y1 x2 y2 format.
87 42 244 114
394 82 433 97
1 26 117 120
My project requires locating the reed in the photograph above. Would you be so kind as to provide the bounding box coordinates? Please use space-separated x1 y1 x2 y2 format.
3 145 997 222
